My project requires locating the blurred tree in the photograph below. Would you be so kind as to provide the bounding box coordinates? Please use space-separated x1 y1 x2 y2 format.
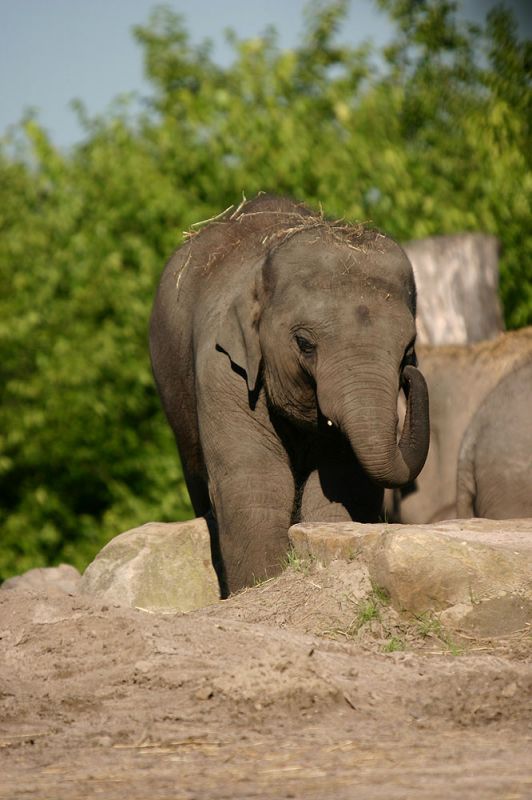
0 0 530 578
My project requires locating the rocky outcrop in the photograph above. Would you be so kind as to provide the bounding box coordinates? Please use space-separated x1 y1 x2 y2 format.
289 518 532 636
79 519 220 612
5 517 530 638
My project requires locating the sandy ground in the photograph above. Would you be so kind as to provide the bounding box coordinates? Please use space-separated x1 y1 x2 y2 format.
1 560 530 799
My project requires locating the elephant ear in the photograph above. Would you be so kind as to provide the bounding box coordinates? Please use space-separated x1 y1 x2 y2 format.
216 270 263 393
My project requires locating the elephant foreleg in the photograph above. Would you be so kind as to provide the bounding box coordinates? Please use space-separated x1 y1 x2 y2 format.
210 465 295 594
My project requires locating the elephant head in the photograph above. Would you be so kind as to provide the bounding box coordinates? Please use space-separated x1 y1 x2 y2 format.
217 224 429 488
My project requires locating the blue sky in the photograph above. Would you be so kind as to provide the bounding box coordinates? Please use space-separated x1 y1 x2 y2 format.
1 0 530 149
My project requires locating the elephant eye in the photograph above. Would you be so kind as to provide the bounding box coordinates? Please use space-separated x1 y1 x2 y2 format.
295 334 316 356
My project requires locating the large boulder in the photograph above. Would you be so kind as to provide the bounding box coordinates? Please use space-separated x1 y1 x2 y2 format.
404 233 504 346
289 519 532 636
79 519 220 612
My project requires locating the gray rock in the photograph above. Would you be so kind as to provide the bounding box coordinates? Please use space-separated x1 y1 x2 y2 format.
289 521 380 565
79 519 220 613
1 564 81 594
289 519 532 636
404 233 504 346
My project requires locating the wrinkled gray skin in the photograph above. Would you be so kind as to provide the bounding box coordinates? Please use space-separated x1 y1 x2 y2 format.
457 360 532 519
150 196 429 594
398 328 532 524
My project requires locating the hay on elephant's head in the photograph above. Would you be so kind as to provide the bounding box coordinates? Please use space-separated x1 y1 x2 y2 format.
183 194 380 260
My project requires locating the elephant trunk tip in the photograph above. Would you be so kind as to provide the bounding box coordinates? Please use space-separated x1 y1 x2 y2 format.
320 363 429 490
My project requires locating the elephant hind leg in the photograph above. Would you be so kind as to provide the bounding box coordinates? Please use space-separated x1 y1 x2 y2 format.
299 435 383 524
300 469 355 523
300 468 383 523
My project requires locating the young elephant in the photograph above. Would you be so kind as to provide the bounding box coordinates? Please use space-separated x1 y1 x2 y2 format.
457 361 532 519
150 195 429 594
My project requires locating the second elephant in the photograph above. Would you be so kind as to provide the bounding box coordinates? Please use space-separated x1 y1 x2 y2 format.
398 327 532 523
457 360 532 519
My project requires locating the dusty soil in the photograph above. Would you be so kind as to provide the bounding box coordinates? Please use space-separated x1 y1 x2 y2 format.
1 560 531 799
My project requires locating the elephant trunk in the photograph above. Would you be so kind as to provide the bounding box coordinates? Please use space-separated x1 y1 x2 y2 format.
317 362 429 489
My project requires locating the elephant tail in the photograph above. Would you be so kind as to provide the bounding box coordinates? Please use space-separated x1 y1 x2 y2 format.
456 423 477 518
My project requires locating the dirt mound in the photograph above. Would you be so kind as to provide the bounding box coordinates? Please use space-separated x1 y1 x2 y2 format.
1 563 530 799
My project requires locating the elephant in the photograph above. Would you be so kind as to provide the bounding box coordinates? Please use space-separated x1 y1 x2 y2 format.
457 360 532 519
149 194 429 594
397 328 532 523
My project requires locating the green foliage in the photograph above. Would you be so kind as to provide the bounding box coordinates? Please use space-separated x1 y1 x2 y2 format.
383 636 406 653
0 115 194 578
283 548 313 574
0 1 530 578
356 599 381 626
414 612 462 655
